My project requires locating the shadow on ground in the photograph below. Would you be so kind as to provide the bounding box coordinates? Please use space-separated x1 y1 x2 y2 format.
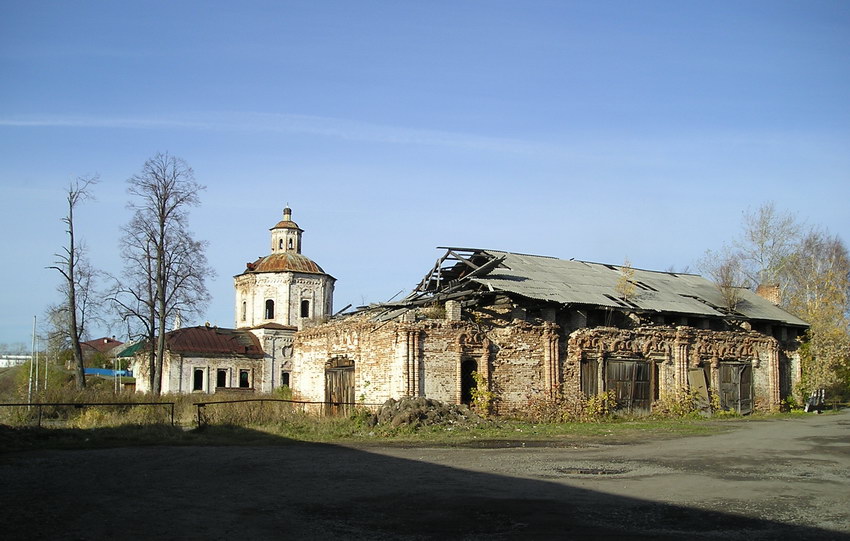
0 424 846 540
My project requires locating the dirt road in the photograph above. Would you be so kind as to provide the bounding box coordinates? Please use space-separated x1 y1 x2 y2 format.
2 411 848 540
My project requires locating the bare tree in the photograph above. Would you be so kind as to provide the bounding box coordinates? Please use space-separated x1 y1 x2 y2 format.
615 258 637 301
699 248 748 313
737 202 801 294
111 153 213 395
47 176 98 390
45 257 102 352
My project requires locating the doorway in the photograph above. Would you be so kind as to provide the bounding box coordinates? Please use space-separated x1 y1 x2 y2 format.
460 359 478 406
719 362 753 414
605 359 652 413
325 357 355 414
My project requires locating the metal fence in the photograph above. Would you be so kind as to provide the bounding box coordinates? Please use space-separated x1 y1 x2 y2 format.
0 402 176 427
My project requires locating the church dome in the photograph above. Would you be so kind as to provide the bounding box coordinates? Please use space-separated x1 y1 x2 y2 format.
270 206 303 231
243 252 326 275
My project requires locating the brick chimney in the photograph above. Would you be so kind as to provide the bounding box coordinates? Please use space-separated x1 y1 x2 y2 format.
756 284 781 306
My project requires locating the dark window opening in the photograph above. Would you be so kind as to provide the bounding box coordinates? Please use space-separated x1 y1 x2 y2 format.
241 301 247 322
239 369 250 388
280 371 290 387
460 359 478 405
193 369 204 391
265 299 275 319
300 299 310 318
217 369 227 388
288 238 294 250
278 239 283 249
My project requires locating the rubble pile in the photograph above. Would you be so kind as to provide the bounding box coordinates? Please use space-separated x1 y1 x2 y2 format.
374 397 483 428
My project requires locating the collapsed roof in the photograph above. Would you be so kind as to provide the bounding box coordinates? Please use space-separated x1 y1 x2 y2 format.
377 247 808 328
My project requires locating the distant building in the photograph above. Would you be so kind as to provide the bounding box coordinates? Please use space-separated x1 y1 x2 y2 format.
80 337 123 362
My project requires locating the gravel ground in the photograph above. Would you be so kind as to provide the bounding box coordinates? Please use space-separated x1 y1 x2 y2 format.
1 410 848 540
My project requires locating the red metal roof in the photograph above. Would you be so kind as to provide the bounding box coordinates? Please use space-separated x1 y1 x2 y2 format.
270 219 302 231
165 326 264 357
81 337 124 354
243 252 326 274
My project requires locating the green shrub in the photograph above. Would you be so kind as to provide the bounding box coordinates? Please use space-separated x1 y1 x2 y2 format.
470 371 497 416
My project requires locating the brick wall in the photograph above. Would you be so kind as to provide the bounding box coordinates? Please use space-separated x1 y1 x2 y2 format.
293 314 554 410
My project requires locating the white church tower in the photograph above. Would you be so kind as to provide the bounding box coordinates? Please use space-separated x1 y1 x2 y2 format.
234 207 335 330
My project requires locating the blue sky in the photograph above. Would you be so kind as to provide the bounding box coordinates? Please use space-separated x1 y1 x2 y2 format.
1 1 848 347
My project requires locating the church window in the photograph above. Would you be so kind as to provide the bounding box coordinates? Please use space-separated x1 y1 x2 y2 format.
288 238 294 250
193 369 204 391
241 301 247 321
279 239 283 249
280 371 290 387
217 369 227 388
301 300 310 318
239 369 250 388
265 299 275 319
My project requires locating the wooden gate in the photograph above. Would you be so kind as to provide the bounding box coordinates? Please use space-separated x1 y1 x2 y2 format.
719 362 753 414
325 357 355 415
605 359 651 413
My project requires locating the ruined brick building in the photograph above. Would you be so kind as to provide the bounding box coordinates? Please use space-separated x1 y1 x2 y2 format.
293 248 808 414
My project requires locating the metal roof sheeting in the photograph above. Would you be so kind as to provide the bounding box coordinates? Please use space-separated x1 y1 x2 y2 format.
241 252 327 275
471 250 808 327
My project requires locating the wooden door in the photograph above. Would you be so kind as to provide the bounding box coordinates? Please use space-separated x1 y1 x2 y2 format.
605 359 651 413
325 357 355 415
719 362 753 414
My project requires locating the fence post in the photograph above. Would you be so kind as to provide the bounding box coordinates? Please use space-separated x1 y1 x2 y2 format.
37 404 43 428
170 403 175 427
196 403 203 428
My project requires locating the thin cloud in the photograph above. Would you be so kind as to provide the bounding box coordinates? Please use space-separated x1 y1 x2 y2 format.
0 112 545 155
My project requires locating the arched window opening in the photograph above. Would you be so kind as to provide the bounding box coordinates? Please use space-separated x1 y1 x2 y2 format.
278 239 283 249
288 238 294 250
241 301 247 321
265 299 275 319
300 299 310 318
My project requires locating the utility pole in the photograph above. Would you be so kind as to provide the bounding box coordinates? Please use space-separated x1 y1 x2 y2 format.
28 316 35 405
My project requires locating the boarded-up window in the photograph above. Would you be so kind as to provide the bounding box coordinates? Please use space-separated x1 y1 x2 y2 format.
605 359 651 412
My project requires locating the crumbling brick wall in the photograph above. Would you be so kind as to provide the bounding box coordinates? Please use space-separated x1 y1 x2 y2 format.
293 313 555 411
565 326 785 411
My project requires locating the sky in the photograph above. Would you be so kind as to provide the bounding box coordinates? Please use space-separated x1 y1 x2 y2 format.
1 0 849 347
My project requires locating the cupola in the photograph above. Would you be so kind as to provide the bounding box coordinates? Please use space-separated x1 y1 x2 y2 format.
270 206 303 254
